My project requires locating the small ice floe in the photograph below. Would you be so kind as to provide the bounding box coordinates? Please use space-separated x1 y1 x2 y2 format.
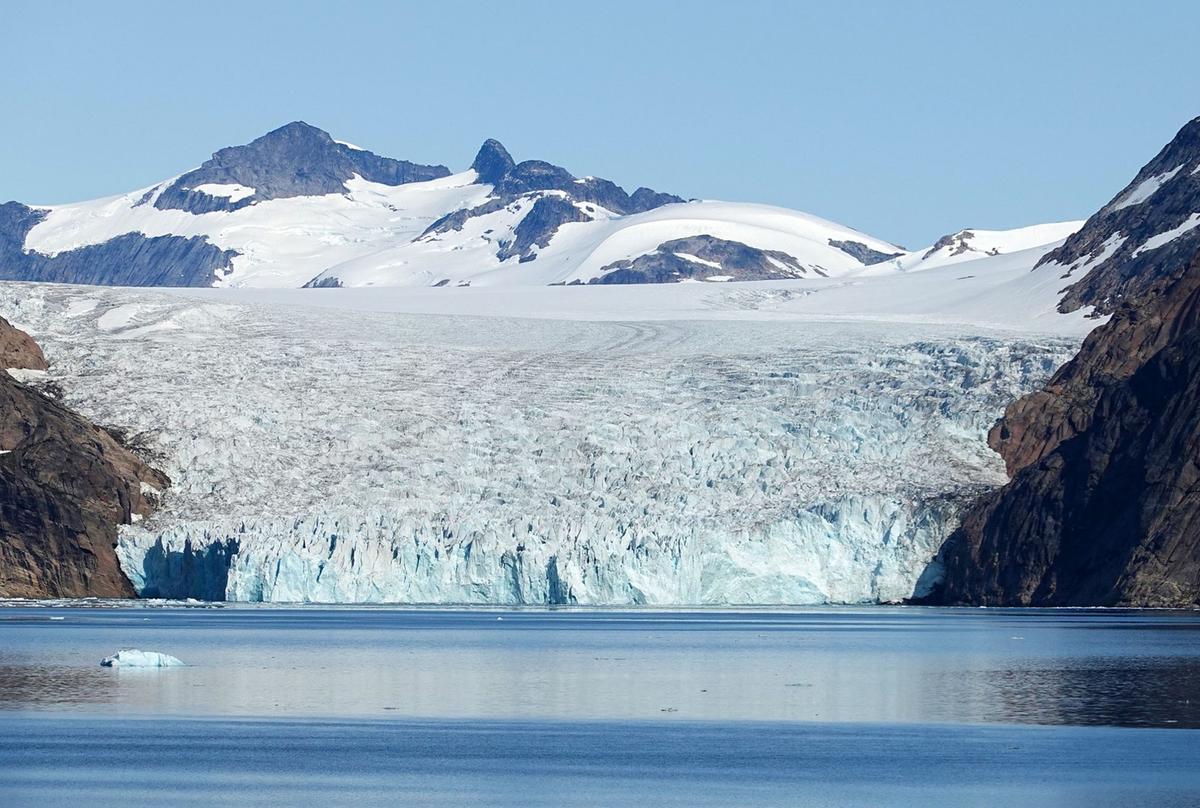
100 649 184 668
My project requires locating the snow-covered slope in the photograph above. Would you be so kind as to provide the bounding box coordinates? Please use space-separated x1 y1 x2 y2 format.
303 199 907 288
23 172 491 288
878 222 1084 274
20 179 903 288
5 122 909 289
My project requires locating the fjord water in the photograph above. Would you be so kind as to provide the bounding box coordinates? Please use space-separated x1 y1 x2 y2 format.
1 607 1198 806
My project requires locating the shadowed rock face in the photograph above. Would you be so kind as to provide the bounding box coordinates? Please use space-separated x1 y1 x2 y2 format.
470 138 516 185
1044 116 1200 314
155 121 451 214
936 249 1200 605
0 202 239 287
931 117 1200 607
829 239 903 266
496 196 589 263
0 318 167 598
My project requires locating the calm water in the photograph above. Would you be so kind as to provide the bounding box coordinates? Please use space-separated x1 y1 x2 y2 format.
1 606 1198 806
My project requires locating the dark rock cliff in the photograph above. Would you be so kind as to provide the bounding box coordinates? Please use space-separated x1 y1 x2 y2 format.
936 249 1200 606
0 315 46 371
935 117 1200 606
1042 117 1200 314
0 318 167 598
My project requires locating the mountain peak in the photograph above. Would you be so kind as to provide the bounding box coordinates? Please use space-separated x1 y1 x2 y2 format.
471 138 515 185
152 123 449 215
263 120 332 139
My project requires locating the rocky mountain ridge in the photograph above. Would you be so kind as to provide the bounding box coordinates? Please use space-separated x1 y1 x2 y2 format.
935 116 1200 606
0 122 921 290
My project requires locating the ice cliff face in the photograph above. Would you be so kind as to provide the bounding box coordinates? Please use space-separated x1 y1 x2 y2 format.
0 283 1078 604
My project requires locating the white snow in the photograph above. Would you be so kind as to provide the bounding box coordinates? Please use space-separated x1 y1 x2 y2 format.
6 368 46 381
165 238 1098 333
1109 165 1185 211
189 183 256 203
1047 232 1127 281
673 252 723 269
0 256 1095 605
22 170 903 289
1132 213 1200 256
17 154 1090 307
100 649 184 667
880 222 1083 274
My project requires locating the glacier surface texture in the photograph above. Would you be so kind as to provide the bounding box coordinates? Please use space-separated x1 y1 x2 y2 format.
0 283 1078 604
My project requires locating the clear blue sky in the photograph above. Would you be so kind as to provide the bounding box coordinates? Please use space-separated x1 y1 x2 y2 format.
3 0 1199 247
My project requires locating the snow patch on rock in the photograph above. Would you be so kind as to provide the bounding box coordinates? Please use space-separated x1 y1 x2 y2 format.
1109 165 1186 211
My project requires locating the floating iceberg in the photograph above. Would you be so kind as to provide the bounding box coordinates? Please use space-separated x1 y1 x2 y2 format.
100 649 184 668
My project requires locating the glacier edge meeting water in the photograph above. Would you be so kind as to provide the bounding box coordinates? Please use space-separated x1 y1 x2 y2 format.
0 283 1078 604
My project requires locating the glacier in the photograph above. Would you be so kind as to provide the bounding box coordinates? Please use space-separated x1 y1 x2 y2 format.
0 276 1085 605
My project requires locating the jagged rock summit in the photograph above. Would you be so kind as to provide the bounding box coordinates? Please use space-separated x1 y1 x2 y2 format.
470 138 516 185
154 121 451 214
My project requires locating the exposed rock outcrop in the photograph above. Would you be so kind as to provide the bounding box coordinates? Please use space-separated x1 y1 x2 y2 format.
829 239 903 266
0 315 46 371
935 117 1200 606
0 318 167 598
420 139 686 265
496 196 590 263
470 138 517 185
591 234 815 284
0 201 239 287
936 249 1200 606
155 121 450 214
1042 117 1200 314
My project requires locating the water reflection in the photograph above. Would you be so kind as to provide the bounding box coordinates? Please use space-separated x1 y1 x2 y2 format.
0 607 1197 728
0 664 116 707
947 660 1200 728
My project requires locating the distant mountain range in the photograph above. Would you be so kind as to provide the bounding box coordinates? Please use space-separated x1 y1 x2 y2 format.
1 121 1079 291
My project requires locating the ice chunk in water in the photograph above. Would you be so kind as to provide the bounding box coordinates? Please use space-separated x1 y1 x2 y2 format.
100 649 184 668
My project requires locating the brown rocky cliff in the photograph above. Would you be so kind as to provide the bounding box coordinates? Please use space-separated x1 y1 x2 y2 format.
0 317 168 598
936 249 1200 606
0 315 47 371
